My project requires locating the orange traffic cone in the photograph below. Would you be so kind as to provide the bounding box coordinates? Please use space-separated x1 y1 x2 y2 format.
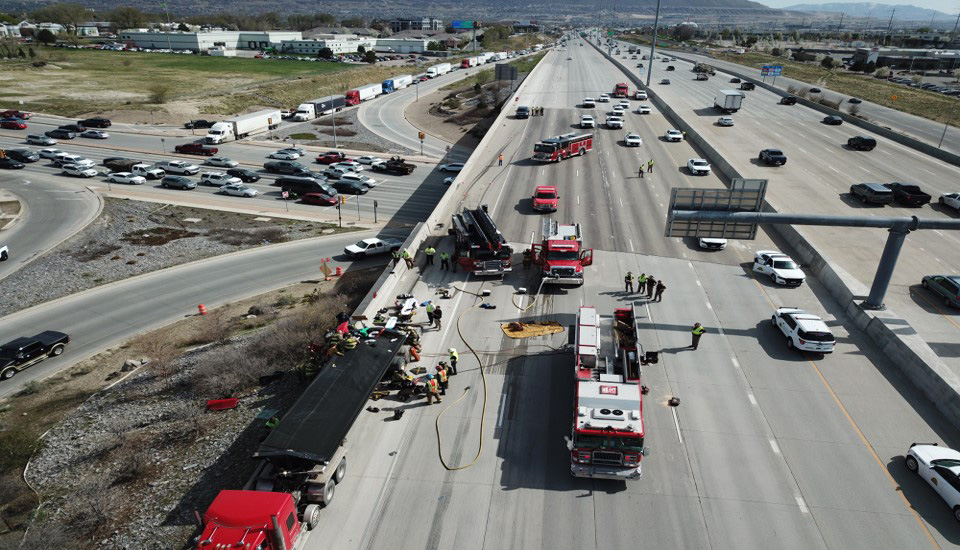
198 304 207 315
410 347 421 362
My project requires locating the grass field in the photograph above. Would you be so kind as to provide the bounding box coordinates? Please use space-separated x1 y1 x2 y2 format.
441 52 547 92
712 51 959 126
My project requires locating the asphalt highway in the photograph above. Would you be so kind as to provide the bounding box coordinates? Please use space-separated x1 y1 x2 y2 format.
307 44 960 549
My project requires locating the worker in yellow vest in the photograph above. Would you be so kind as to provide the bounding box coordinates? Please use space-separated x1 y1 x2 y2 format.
691 322 706 350
425 374 442 404
448 348 459 375
636 273 647 293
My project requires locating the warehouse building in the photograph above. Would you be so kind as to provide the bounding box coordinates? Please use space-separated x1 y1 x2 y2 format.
117 30 303 52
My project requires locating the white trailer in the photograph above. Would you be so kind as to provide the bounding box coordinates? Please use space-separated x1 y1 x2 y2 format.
388 74 413 91
206 109 281 144
427 63 452 77
480 52 495 64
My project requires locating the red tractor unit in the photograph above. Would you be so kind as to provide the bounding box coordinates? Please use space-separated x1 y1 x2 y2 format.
569 305 649 480
531 132 593 162
529 219 593 285
614 83 629 98
451 205 513 276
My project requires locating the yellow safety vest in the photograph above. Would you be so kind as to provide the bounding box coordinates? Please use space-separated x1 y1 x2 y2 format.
449 350 458 361
692 326 705 336
437 369 447 383
427 378 439 392
637 275 647 284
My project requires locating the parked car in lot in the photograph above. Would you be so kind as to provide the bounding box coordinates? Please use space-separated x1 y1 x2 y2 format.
4 149 39 163
26 134 56 146
200 172 242 187
0 157 25 169
226 168 260 182
219 183 258 197
1 120 27 130
106 172 146 185
161 175 197 189
61 163 99 178
79 117 111 128
759 148 787 165
205 156 238 168
0 331 70 380
664 129 683 142
439 163 464 173
905 443 960 522
687 159 711 175
80 129 110 139
45 129 75 140
849 182 894 205
771 307 835 354
940 192 960 212
921 275 960 308
753 250 805 286
847 136 877 151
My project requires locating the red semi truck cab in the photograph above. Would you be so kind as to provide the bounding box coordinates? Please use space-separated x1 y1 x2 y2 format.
530 219 592 285
197 490 314 550
344 90 361 105
614 83 629 97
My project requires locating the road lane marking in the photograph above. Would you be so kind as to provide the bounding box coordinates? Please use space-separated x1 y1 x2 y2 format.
619 197 623 207
671 407 683 443
577 195 580 205
769 439 781 454
828 166 840 173
747 393 758 406
912 287 960 332
497 393 507 428
795 495 809 514
731 356 740 369
629 239 634 252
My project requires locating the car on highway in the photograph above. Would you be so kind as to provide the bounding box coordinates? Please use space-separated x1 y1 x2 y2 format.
219 183 258 197
617 100 630 110
611 105 625 116
634 90 648 100
53 154 94 168
4 149 39 163
0 244 6 260
698 237 727 250
268 150 300 160
581 97 596 108
717 116 735 126
156 160 200 175
279 147 306 157
38 148 66 160
624 133 642 147
323 165 351 179
822 115 843 125
264 160 307 174
300 192 338 206
340 172 377 188
106 172 146 185
580 115 596 128
331 180 368 195
885 182 932 207
634 104 651 115
205 157 238 168
779 96 798 105
439 163 464 173
79 117 111 128
809 87 822 93
532 185 559 212
849 182 894 205
605 116 623 129
200 172 242 187
940 192 960 212
184 119 215 129
356 156 384 165
26 134 56 146
848 97 862 104
80 129 110 139
759 149 787 166
664 129 683 142
598 93 610 103
0 157 25 169
0 331 70 380
847 136 877 151
730 77 741 83
45 129 75 140
740 82 756 91
905 443 960 521
771 307 835 354
161 175 197 190
334 160 363 172
61 164 99 178
226 168 260 183
753 250 805 286
921 275 960 308
58 124 86 133
1 120 27 130
660 79 671 84
687 159 711 175
175 142 218 156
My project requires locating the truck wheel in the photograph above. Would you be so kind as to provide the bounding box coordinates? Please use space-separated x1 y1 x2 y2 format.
334 458 347 484
578 149 585 156
922 279 929 289
319 479 335 507
786 337 795 350
302 504 321 530
1 368 16 380
50 345 65 356
770 315 777 327
905 455 919 472
0 251 7 261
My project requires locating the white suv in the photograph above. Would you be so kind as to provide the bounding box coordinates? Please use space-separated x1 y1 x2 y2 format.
687 159 711 175
605 116 623 129
771 307 835 353
634 90 648 100
580 115 596 128
598 93 611 102
905 443 960 522
753 250 805 286
582 97 596 108
201 172 241 187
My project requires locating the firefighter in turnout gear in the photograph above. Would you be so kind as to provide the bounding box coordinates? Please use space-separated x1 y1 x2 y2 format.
426 374 442 404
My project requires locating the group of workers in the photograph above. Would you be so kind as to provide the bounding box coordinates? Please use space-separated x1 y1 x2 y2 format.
392 246 453 271
623 271 665 302
637 159 655 178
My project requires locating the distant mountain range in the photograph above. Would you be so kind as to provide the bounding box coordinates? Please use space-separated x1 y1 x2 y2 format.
782 3 951 22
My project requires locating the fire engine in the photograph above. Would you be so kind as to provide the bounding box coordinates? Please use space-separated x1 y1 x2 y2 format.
451 205 513 276
532 132 593 162
613 83 629 97
569 305 649 480
529 219 592 285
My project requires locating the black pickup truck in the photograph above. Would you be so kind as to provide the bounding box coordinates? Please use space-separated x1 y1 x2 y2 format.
0 331 70 380
884 182 932 207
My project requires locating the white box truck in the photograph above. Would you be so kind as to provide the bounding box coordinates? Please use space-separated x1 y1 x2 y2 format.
426 63 452 78
713 90 745 113
206 109 282 144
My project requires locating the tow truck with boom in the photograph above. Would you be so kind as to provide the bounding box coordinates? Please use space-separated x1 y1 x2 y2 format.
529 219 593 285
451 205 513 276
568 306 648 479
195 329 408 550
531 133 593 162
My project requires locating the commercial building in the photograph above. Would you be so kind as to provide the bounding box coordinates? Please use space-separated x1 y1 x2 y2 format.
280 35 375 55
117 30 303 52
390 17 443 33
853 47 960 71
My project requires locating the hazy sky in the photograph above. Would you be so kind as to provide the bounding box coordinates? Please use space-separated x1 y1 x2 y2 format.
761 0 960 15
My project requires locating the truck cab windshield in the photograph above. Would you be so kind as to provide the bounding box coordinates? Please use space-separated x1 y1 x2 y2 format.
536 191 557 199
534 143 558 154
576 434 644 452
547 249 579 261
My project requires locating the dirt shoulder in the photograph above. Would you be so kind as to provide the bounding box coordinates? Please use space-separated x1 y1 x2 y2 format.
0 200 21 231
404 86 482 148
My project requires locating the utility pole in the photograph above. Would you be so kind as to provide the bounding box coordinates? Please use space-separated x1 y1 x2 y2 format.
886 8 896 46
645 0 662 87
837 13 844 34
952 10 960 47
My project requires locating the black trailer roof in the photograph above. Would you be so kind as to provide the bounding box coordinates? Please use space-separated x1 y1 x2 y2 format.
254 328 407 466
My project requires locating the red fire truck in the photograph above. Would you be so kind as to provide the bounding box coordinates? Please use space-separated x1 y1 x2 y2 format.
569 305 648 480
529 219 593 285
451 205 513 276
613 83 629 97
532 132 593 162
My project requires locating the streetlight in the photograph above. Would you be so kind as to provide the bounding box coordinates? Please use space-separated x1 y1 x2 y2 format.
939 101 957 148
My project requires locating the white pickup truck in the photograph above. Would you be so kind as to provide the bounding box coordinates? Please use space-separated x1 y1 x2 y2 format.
343 237 404 258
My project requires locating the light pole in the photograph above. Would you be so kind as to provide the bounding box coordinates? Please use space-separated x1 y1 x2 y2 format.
939 102 957 148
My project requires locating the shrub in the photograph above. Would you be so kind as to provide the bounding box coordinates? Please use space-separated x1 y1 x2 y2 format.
147 83 172 104
848 104 861 117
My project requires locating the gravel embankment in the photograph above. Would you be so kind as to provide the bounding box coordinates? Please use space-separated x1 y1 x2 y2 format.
263 107 419 156
0 198 342 318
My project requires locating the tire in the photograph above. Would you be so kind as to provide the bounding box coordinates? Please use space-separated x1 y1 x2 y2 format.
579 149 585 156
922 279 929 288
50 344 65 356
0 251 7 261
786 337 795 350
940 197 945 205
769 273 778 283
334 458 347 484
1 368 16 380
302 504 321 530
771 315 777 327
861 195 868 204
162 183 168 188
954 506 960 523
905 455 919 472
319 479 335 506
